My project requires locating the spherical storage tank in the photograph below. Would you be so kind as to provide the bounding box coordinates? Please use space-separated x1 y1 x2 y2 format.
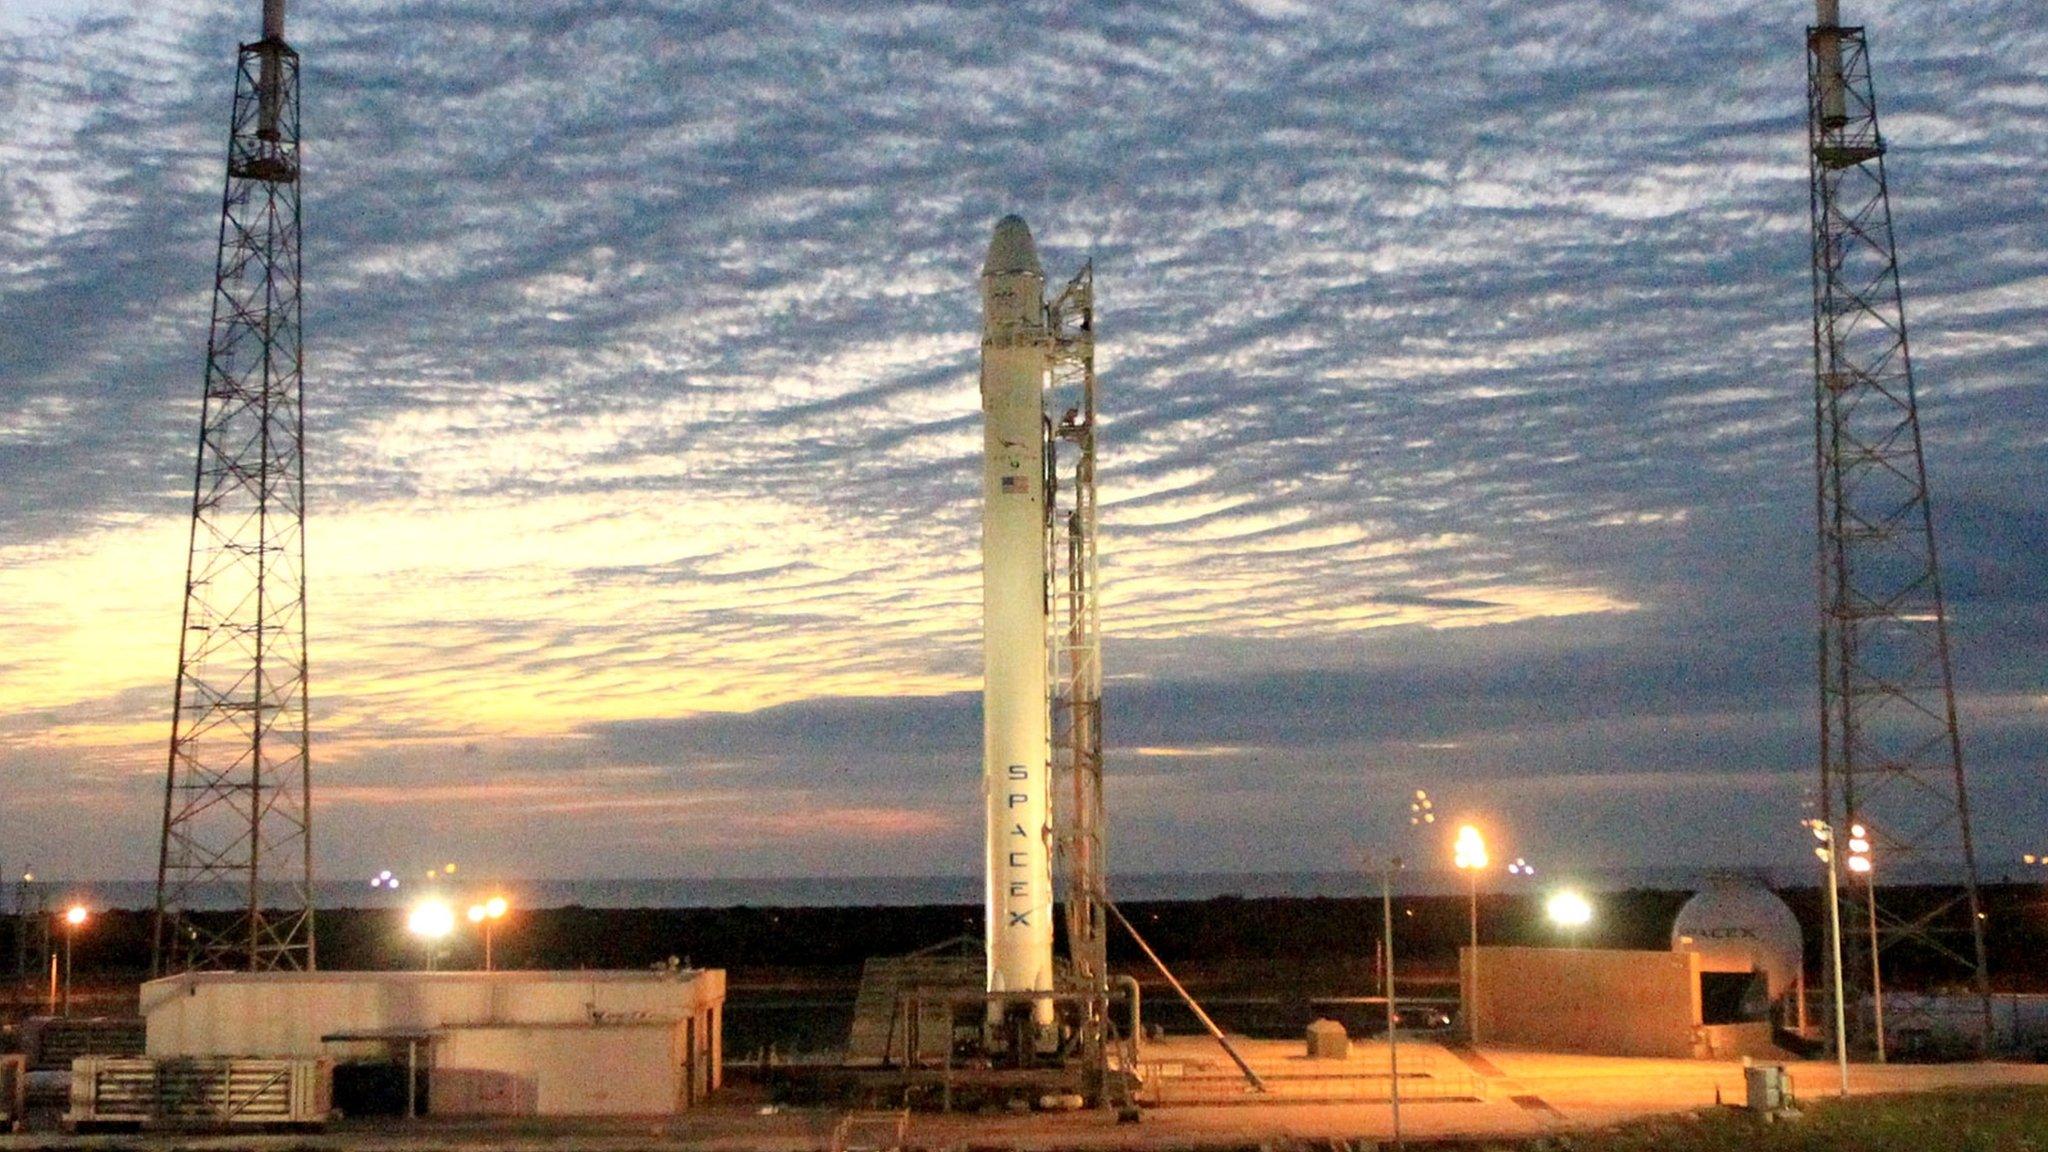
1671 875 1803 998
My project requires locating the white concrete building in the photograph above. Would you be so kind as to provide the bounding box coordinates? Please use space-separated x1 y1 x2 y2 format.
142 969 723 1117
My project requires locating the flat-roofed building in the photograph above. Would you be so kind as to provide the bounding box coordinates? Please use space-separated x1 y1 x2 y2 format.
141 969 723 1116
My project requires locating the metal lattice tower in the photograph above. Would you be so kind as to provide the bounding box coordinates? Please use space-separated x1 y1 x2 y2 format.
1047 263 1123 1100
154 0 315 974
1806 0 1988 1053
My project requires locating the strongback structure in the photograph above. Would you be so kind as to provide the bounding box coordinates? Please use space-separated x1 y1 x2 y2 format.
1047 262 1113 1087
155 0 315 974
1806 0 1989 1051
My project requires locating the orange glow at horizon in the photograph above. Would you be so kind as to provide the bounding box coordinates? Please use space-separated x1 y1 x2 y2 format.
0 487 1634 772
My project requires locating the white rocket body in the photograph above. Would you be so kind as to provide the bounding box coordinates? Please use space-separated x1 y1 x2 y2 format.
979 216 1055 1025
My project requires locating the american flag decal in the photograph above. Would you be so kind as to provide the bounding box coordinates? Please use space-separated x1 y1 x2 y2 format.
1001 475 1030 494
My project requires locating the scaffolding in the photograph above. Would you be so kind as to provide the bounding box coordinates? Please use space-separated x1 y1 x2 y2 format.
154 12 316 975
1806 6 1989 1054
1045 263 1125 1101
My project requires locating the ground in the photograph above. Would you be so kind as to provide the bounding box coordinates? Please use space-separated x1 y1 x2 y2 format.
8 1039 2047 1150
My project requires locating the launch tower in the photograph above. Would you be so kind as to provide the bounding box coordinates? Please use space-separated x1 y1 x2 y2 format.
154 0 315 974
1806 0 1989 1052
1049 259 1111 1080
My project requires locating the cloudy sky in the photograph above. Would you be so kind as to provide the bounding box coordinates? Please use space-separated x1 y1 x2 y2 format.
1 0 2043 885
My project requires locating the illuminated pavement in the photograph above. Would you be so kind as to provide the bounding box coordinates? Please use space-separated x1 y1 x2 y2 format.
6 1036 2046 1149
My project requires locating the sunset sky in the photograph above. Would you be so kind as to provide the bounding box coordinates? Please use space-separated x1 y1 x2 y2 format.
1 0 2043 884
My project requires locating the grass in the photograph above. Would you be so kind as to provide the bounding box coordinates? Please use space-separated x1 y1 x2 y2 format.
1520 1084 2048 1152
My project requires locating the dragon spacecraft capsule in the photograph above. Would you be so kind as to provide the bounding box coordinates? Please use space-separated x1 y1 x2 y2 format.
979 215 1055 1026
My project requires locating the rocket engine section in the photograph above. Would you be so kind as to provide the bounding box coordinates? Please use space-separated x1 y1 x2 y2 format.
979 216 1055 1028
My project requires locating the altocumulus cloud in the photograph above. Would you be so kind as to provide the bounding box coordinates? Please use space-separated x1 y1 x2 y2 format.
0 0 2044 880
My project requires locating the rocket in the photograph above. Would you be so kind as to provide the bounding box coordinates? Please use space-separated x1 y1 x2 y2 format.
979 216 1055 1026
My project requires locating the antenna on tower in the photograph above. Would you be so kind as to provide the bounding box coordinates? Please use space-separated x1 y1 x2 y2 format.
1806 0 1990 1056
154 0 314 974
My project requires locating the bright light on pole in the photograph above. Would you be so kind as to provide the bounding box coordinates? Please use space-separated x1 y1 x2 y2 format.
1545 889 1593 931
1408 791 1435 825
61 904 87 1017
408 899 455 970
1453 825 1488 870
466 896 509 971
1847 822 1884 1062
1453 824 1488 1048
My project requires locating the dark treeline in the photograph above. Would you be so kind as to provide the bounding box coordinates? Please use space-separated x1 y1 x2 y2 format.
7 885 2045 993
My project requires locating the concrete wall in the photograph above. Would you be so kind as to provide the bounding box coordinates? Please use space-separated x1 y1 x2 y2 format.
1697 1021 1780 1059
1463 946 1702 1058
140 970 724 1116
142 970 724 1057
436 1024 680 1115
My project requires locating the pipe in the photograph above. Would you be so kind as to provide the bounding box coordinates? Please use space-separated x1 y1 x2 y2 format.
1104 898 1265 1093
1119 974 1142 1047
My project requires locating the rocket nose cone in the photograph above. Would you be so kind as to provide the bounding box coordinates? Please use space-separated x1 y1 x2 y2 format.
983 215 1043 278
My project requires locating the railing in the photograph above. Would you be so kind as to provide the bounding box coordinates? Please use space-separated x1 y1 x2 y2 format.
1135 1041 1481 1106
66 1056 331 1129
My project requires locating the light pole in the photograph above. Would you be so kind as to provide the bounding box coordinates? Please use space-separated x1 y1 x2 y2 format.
1381 857 1404 1151
1378 790 1436 1150
1809 820 1851 1097
467 896 508 971
1453 824 1489 1047
1845 823 1883 1062
408 899 455 970
61 904 87 1017
1543 889 1591 1050
13 872 31 987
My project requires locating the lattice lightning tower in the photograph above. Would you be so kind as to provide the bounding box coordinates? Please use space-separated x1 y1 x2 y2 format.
154 0 315 974
1806 0 1988 1052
